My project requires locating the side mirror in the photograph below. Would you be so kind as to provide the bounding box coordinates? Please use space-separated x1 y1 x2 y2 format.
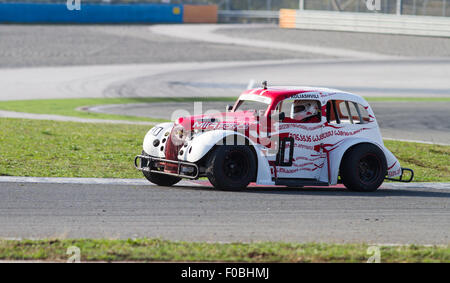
226 105 233 112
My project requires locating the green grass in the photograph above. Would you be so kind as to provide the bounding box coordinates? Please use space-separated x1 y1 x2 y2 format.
0 118 448 181
0 97 447 123
0 238 448 262
384 140 449 182
0 118 147 179
0 97 237 122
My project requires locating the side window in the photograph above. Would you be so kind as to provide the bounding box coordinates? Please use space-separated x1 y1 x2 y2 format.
358 105 370 123
283 100 321 122
326 100 339 124
338 101 360 124
327 100 370 124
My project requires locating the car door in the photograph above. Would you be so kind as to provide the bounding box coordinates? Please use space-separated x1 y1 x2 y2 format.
275 99 326 180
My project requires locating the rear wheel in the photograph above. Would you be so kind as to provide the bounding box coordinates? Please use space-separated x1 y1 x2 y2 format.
340 144 387 192
141 151 181 187
206 146 256 191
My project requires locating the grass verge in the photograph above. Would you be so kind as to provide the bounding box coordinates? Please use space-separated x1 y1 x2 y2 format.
0 239 448 262
0 118 448 181
0 97 237 122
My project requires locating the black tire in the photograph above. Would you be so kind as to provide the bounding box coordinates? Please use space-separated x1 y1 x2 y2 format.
206 146 257 191
141 151 181 187
142 171 181 187
340 143 387 192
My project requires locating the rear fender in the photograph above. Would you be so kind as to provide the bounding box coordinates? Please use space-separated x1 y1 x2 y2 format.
322 138 398 184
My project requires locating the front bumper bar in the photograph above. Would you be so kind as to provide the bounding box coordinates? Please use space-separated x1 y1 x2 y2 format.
385 167 414 183
134 155 199 179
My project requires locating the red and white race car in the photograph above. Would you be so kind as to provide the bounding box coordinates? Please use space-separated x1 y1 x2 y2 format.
135 84 413 192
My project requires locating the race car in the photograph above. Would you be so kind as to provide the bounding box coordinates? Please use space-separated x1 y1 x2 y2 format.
135 84 413 192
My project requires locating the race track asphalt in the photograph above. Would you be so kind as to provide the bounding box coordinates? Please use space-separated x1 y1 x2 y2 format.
0 180 449 244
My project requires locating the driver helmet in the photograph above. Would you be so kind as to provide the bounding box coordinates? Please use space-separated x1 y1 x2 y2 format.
291 100 319 121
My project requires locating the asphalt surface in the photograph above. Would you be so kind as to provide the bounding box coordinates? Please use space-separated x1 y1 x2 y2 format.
0 25 312 68
86 101 450 144
2 24 450 69
216 25 450 57
0 181 449 244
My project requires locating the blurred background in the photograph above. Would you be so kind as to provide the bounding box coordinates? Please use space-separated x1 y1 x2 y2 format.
1 0 449 17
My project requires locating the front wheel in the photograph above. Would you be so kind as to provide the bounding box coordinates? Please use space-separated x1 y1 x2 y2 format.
340 144 387 192
206 146 256 191
143 171 181 187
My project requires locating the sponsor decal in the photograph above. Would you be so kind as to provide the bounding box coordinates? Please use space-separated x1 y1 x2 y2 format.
292 162 314 168
192 121 258 131
291 93 320 99
289 128 370 145
277 163 324 173
388 167 401 177
319 92 337 98
279 124 322 131
294 143 314 150
294 155 324 162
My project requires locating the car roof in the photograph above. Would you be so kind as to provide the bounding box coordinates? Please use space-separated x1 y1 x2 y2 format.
240 86 368 105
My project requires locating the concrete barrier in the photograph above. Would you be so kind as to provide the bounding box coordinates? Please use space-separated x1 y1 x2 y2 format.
183 4 217 23
279 9 450 37
0 3 183 23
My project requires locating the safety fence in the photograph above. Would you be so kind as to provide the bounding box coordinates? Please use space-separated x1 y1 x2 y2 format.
301 0 450 17
279 8 450 37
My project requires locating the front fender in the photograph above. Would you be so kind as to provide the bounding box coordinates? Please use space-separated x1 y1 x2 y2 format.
142 122 174 158
323 138 399 185
179 130 273 185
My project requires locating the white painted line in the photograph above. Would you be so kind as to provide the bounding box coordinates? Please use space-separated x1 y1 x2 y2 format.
382 182 450 190
383 137 450 146
0 110 155 125
0 176 200 187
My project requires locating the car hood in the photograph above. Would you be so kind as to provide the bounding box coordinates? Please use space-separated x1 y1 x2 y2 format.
176 111 260 132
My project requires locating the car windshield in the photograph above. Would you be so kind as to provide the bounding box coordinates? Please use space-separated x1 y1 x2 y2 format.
234 100 270 113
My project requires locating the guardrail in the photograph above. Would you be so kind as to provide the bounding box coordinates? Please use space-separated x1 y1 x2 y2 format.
218 10 279 20
280 9 450 37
